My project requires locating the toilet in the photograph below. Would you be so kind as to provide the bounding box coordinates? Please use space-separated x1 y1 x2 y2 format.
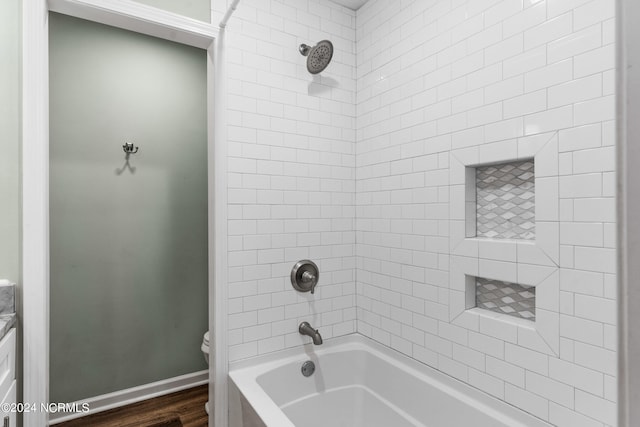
201 331 211 414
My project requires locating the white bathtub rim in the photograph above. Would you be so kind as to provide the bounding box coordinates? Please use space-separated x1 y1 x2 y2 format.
230 368 296 427
229 336 375 427
229 338 362 427
229 333 551 427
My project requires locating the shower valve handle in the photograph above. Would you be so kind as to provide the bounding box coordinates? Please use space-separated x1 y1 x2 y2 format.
291 260 319 294
301 271 316 283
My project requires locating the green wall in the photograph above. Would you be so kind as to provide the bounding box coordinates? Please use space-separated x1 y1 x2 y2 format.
49 13 208 402
131 0 211 22
0 4 21 425
0 0 21 285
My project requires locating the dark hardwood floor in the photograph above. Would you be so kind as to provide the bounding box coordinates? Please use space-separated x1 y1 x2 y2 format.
55 385 209 427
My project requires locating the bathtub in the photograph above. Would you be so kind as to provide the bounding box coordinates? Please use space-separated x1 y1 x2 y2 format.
228 335 550 427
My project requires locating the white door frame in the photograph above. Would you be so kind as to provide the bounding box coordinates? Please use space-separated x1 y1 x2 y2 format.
22 1 228 426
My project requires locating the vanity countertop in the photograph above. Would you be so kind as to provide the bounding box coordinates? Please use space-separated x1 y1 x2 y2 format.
0 313 16 341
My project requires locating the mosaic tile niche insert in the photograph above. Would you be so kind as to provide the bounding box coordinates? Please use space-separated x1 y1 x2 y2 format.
476 160 535 240
476 277 535 321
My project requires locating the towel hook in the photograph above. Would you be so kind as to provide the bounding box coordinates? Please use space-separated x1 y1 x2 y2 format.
122 142 139 154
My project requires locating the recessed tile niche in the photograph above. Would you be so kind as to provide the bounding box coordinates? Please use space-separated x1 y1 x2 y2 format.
463 160 537 321
451 135 560 355
471 160 535 240
475 277 535 321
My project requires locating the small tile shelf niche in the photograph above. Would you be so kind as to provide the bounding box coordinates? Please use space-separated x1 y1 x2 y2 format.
474 160 535 240
475 277 535 321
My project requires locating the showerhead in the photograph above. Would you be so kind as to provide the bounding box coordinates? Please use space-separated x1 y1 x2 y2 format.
299 40 333 74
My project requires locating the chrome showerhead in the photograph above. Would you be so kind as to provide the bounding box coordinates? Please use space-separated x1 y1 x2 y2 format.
299 40 333 74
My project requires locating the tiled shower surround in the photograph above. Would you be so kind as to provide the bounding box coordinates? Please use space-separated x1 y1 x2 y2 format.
220 0 358 361
220 0 616 426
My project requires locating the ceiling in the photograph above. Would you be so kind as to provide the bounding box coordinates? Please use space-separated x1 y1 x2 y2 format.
328 0 370 11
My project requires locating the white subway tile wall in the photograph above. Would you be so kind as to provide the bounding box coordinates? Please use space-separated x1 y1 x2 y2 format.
222 0 357 362
356 1 615 427
220 0 616 426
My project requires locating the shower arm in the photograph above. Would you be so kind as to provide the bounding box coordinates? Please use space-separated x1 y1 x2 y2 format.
299 44 311 56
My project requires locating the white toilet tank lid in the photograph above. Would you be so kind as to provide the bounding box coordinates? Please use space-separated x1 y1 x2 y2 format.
204 331 211 346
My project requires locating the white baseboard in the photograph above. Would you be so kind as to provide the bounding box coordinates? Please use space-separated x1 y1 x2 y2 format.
48 370 209 425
